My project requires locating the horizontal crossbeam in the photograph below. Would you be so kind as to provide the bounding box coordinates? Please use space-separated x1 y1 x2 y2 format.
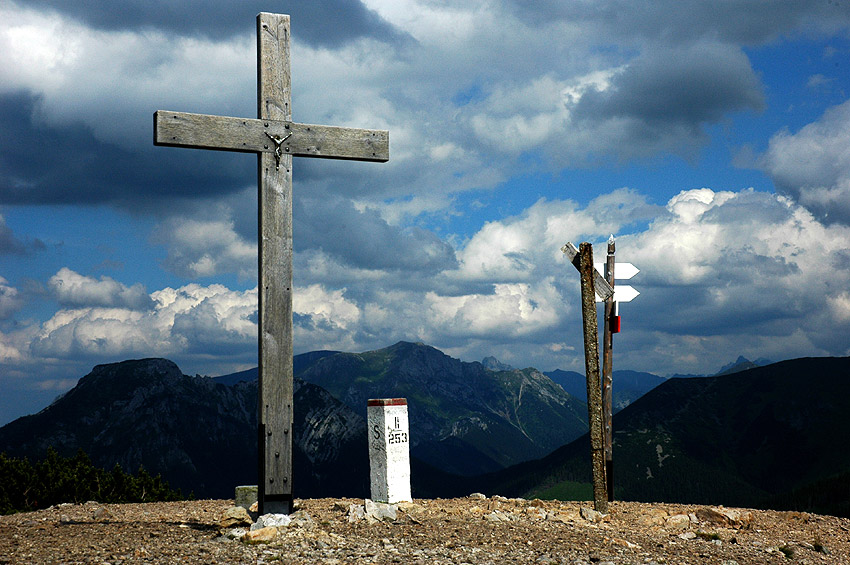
154 110 389 162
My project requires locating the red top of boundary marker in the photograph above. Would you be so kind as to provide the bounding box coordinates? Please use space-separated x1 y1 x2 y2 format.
367 398 407 406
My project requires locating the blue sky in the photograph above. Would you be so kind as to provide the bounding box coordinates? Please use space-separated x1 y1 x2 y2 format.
2 1 850 425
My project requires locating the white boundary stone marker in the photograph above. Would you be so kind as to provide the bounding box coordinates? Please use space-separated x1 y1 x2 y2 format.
367 398 412 503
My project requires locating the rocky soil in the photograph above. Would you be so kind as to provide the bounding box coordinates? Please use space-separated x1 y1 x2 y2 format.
1 496 849 564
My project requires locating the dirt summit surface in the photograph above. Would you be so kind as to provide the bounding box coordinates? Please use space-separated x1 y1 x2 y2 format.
1 496 849 564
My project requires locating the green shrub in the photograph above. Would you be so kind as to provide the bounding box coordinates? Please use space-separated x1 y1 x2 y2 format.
0 448 186 515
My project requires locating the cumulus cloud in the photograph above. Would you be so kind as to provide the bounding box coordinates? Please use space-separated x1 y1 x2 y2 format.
454 189 656 283
425 280 562 340
7 183 850 381
167 284 258 353
760 99 850 225
48 268 154 310
153 217 257 280
435 186 850 372
0 277 23 320
31 283 257 361
616 188 850 369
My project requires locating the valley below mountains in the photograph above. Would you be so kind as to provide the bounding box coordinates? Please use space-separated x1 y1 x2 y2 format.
1 343 848 519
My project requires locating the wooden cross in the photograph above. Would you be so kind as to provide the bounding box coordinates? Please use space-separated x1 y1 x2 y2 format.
153 13 388 514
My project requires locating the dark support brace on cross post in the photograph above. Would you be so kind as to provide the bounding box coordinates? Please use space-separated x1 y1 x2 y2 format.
602 236 615 502
153 13 388 514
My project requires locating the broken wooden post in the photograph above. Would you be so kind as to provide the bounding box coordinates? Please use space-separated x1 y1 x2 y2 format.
563 241 611 514
367 398 412 504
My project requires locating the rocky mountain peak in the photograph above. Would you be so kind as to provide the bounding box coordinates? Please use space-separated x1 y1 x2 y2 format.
78 358 182 388
481 356 514 371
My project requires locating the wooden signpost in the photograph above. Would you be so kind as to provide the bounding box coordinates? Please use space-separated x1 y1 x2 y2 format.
601 237 615 503
597 236 640 501
563 239 639 507
154 13 388 514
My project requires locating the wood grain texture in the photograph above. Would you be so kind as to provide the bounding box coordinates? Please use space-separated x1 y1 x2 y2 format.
257 12 293 512
154 111 388 161
561 242 614 300
577 242 608 514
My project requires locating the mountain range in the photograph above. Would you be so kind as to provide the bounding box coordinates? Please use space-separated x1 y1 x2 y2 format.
292 341 588 476
209 342 589 476
1 344 846 518
0 342 588 497
0 358 371 499
544 369 666 412
477 356 850 518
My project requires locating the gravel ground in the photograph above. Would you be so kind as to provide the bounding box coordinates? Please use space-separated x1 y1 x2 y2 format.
1 497 849 564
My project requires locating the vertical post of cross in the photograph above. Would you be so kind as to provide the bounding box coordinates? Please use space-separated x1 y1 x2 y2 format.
257 12 293 515
602 235 615 502
576 242 609 513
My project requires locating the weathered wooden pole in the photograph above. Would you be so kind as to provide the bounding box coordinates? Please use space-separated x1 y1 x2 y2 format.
575 242 609 513
601 235 615 502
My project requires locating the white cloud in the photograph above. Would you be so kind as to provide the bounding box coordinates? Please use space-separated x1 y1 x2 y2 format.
0 2 254 150
618 187 850 366
30 283 257 360
454 190 654 283
153 217 257 280
425 279 563 340
293 284 365 352
48 268 153 310
470 75 571 153
0 276 22 320
7 182 850 382
761 99 850 225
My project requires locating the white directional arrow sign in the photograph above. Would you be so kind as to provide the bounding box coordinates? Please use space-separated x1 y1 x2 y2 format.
594 262 639 280
562 242 641 302
596 284 640 303
593 263 640 303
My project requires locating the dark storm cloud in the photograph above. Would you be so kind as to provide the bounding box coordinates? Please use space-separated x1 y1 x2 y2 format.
571 42 764 147
295 196 458 273
0 92 253 207
506 0 850 45
24 0 407 48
